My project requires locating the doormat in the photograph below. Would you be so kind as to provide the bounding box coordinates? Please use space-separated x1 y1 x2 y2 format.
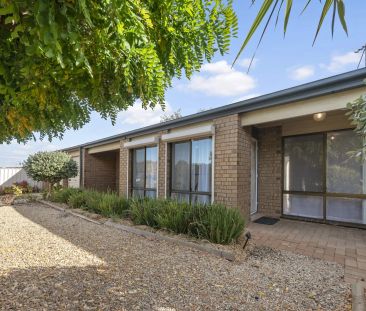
254 216 279 225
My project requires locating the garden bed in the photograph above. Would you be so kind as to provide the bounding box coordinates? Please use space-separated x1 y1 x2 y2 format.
41 199 241 260
46 188 246 245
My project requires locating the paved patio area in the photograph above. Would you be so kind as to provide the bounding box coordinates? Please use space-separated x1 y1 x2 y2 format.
248 217 366 283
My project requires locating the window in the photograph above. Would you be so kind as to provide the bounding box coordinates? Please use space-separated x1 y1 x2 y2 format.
131 146 158 198
171 138 212 204
283 130 366 224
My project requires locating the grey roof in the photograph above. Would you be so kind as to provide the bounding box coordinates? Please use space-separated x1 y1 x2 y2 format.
62 68 366 151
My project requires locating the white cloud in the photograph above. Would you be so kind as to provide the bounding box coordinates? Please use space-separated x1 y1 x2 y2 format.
0 140 59 167
187 60 256 97
322 52 359 72
238 57 258 70
117 101 173 127
200 61 232 74
289 65 315 81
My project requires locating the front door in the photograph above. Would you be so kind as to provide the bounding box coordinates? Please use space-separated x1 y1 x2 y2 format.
251 139 258 215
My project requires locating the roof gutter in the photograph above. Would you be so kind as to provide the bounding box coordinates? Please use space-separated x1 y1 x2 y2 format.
61 68 366 151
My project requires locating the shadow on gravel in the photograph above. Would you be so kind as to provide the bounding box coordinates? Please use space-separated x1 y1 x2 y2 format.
0 204 352 310
0 265 177 310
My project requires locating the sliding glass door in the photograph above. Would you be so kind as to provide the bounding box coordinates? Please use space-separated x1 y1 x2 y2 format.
283 130 366 225
326 131 366 224
283 134 324 219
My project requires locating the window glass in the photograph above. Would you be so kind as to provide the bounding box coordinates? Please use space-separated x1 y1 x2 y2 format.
326 197 366 224
191 139 212 193
283 194 323 219
145 190 157 198
133 149 145 188
172 142 190 191
146 146 158 189
191 194 211 205
284 134 324 192
171 192 190 203
327 130 364 194
132 189 144 198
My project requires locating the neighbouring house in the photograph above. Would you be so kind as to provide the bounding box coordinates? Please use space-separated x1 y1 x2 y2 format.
62 68 366 228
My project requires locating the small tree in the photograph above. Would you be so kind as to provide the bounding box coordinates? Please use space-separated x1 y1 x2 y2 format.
160 109 183 123
24 151 78 194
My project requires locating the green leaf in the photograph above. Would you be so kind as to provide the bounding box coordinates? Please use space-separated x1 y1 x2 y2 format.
283 0 292 35
313 0 333 45
0 4 14 16
337 0 348 35
234 0 275 65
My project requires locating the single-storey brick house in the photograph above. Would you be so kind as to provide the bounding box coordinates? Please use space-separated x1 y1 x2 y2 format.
63 68 366 228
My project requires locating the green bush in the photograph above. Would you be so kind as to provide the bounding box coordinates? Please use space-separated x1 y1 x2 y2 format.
197 204 245 244
89 192 129 217
23 151 78 193
130 198 245 244
49 188 81 203
48 188 245 245
68 191 88 209
3 185 23 196
130 198 159 227
155 200 193 234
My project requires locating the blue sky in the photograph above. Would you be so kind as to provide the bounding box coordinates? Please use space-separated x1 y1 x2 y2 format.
1 1 365 166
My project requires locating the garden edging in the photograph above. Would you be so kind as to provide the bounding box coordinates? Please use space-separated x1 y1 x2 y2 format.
352 281 366 311
40 200 102 225
39 200 235 262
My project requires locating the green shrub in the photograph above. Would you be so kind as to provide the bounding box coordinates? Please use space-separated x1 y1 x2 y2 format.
49 188 81 203
155 200 193 234
129 198 245 244
93 192 129 217
3 185 23 196
130 198 159 227
23 151 78 193
68 191 88 209
47 188 245 245
197 204 245 244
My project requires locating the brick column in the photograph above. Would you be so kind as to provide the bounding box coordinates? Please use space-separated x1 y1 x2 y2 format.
157 140 167 198
257 126 282 216
213 114 252 219
119 139 129 197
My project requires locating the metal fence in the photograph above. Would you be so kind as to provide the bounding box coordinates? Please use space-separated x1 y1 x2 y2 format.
0 167 43 189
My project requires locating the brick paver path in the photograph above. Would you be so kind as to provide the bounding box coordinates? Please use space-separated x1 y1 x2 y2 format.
248 218 366 283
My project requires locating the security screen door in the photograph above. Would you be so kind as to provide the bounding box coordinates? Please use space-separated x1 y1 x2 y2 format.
283 129 366 225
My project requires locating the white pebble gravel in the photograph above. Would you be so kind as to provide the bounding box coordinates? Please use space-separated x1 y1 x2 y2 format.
0 204 351 310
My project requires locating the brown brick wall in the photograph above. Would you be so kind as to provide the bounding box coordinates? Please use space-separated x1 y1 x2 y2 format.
257 126 282 216
158 137 168 198
83 150 119 192
119 139 129 197
213 114 252 219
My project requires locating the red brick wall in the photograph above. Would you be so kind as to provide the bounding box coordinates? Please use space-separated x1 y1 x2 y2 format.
257 126 282 216
84 150 120 192
213 114 252 218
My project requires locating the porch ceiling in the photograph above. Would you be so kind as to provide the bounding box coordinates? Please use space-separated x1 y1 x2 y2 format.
241 87 366 127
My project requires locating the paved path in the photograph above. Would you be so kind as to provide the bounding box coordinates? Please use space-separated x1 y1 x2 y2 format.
248 218 366 283
0 204 350 310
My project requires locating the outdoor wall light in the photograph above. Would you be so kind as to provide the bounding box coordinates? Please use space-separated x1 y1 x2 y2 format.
313 112 327 121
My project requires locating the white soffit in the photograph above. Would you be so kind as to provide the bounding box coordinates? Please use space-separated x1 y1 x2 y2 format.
124 136 159 149
282 113 353 136
67 150 80 157
88 141 120 154
161 124 214 142
241 88 366 126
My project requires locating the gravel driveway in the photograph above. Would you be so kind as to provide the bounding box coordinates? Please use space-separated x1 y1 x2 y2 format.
0 203 350 310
